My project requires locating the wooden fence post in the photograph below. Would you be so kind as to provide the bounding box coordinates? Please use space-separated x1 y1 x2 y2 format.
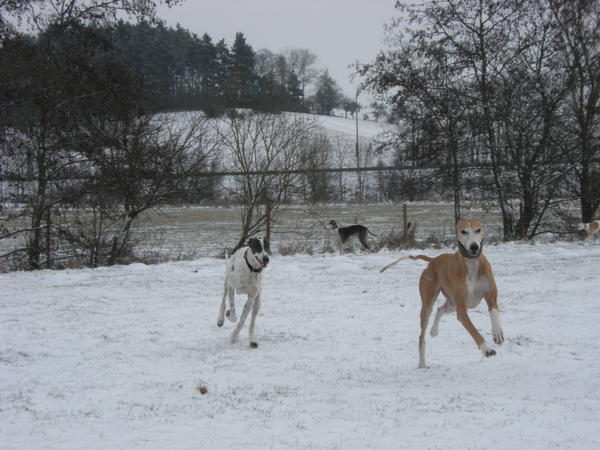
266 198 272 243
46 208 51 268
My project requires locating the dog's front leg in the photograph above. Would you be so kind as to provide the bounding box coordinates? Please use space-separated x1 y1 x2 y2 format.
488 308 504 345
226 287 237 322
248 293 261 348
230 295 254 344
336 236 343 255
484 285 504 345
456 303 495 357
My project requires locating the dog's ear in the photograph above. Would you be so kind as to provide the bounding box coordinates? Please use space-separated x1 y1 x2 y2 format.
247 237 261 253
263 237 271 255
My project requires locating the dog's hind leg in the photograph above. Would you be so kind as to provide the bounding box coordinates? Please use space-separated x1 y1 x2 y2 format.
248 294 261 348
225 287 237 322
231 295 254 344
358 231 374 252
419 303 434 369
418 271 439 369
217 283 227 327
430 297 454 337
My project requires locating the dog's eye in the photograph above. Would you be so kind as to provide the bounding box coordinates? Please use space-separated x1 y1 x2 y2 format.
475 229 481 233
461 230 467 235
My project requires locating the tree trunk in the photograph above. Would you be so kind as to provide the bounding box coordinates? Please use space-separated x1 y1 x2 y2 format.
450 132 461 224
108 211 136 265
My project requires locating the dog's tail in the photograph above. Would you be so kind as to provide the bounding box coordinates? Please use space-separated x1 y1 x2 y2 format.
409 254 435 262
379 255 410 273
366 227 377 236
379 254 434 273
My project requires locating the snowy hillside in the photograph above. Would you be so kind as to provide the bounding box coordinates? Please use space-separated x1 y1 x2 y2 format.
308 113 393 140
2 242 600 448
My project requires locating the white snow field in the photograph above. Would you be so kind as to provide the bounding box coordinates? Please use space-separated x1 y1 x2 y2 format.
2 241 600 449
311 113 393 140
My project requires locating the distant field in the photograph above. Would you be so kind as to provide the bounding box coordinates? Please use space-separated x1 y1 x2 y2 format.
134 202 504 259
2 200 576 265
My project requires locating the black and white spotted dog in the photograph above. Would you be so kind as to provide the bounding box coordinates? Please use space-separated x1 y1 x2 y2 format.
327 219 377 255
217 237 270 348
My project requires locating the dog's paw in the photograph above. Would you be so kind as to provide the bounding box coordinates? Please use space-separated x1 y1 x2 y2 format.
230 333 238 344
430 326 439 337
225 310 237 322
493 329 504 345
479 342 496 357
217 319 224 327
250 342 258 348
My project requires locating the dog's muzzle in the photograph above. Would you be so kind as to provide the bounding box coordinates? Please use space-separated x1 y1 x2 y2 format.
458 240 483 259
578 230 588 238
261 255 269 267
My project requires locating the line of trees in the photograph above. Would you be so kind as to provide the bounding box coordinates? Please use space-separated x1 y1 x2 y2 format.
86 21 350 115
0 1 220 269
105 23 303 113
358 0 600 240
0 0 357 270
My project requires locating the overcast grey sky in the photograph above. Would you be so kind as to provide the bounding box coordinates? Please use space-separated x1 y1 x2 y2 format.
157 0 398 102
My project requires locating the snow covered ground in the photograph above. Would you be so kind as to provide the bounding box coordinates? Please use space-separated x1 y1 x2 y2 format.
2 241 600 449
309 113 393 140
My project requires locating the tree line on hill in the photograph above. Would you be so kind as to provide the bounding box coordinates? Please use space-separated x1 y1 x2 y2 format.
1 5 356 116
0 0 364 271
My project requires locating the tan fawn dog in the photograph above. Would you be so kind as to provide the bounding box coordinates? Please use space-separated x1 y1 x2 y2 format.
578 220 600 242
380 219 504 368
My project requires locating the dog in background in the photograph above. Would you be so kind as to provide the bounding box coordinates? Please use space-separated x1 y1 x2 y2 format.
381 219 504 368
327 219 377 255
578 220 600 242
217 237 270 348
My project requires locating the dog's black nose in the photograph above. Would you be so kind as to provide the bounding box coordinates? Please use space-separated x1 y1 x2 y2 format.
263 255 269 265
470 243 479 253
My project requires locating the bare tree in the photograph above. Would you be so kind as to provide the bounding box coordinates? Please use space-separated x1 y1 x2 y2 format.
550 0 600 222
284 48 318 110
0 0 184 269
329 134 353 201
0 25 127 268
359 0 574 239
1 0 181 35
302 131 333 203
82 113 219 265
217 111 316 251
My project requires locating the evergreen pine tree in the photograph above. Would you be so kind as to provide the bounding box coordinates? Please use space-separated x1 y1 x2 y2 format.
313 70 341 115
229 32 255 107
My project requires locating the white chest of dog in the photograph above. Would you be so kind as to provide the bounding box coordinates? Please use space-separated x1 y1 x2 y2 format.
217 237 270 348
464 258 490 308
